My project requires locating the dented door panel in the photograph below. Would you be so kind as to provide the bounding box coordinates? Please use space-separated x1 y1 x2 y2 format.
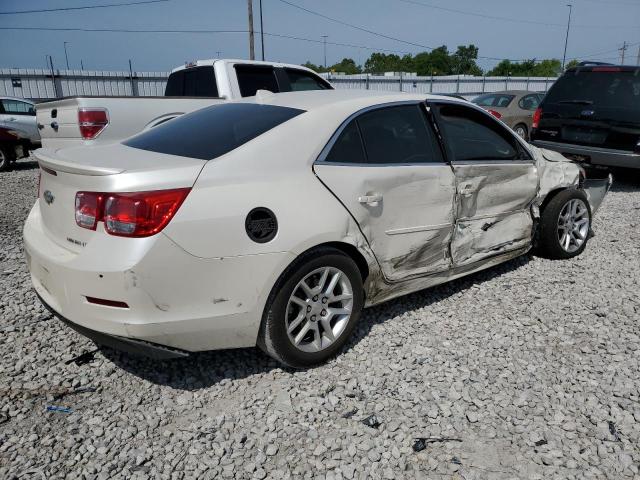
314 164 456 281
450 161 538 266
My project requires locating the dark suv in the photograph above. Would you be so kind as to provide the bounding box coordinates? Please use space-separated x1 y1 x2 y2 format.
531 64 640 169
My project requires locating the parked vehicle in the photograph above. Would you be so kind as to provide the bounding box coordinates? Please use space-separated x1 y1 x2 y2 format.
35 59 332 150
0 96 41 170
25 90 611 368
531 64 640 169
472 90 544 140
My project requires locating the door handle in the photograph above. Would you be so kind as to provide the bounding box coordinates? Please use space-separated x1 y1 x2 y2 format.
358 194 383 206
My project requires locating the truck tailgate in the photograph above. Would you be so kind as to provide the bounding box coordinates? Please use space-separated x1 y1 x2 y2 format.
36 96 224 150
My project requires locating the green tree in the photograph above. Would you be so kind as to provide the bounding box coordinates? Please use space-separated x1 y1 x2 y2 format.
302 61 327 73
451 44 483 76
328 58 362 74
364 53 404 73
488 59 561 77
565 59 580 70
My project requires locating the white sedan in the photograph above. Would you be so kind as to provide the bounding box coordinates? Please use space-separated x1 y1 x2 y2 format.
24 90 611 367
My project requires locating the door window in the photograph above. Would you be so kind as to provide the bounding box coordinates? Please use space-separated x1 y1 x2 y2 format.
1 100 35 116
435 104 523 161
284 69 331 91
357 105 443 164
473 94 515 108
235 65 279 97
324 121 367 164
518 94 541 111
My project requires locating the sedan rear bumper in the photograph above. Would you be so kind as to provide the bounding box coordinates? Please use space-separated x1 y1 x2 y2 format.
533 140 640 169
36 292 189 359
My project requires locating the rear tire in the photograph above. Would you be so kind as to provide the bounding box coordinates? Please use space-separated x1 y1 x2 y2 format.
257 247 364 368
0 147 11 172
513 124 528 141
536 189 591 260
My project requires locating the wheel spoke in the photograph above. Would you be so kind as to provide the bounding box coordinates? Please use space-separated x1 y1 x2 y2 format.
294 321 312 345
563 232 571 250
287 312 306 333
320 318 335 342
575 218 589 227
329 306 351 316
289 296 307 308
316 267 330 294
329 293 353 303
324 272 341 296
311 323 322 350
574 229 586 240
299 280 314 298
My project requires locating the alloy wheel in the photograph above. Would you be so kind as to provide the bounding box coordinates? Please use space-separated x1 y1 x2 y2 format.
557 198 590 253
285 266 354 353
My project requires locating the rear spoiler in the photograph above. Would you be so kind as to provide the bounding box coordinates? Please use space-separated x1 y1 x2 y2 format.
33 148 124 176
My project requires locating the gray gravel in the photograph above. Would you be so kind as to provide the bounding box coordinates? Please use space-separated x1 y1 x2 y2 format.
1 159 639 479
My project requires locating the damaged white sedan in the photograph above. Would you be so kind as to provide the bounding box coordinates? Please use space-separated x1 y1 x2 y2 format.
24 90 611 367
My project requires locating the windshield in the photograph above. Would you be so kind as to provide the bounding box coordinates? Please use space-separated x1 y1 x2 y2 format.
124 103 304 160
472 94 515 108
545 70 640 108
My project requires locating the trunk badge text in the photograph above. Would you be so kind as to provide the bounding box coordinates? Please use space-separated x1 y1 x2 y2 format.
43 190 55 205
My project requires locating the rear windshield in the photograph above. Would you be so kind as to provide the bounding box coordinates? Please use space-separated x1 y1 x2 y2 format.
545 69 640 108
165 66 219 97
472 94 515 108
124 103 304 160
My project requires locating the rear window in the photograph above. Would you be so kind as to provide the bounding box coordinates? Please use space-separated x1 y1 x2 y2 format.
235 65 280 97
473 94 515 108
545 69 640 108
165 66 219 97
123 103 304 160
285 69 331 91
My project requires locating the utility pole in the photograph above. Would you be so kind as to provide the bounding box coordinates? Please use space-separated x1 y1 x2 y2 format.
80 59 84 70
247 0 255 60
321 35 328 68
636 45 640 66
619 41 628 65
64 41 70 70
216 51 221 58
562 4 572 71
259 0 265 61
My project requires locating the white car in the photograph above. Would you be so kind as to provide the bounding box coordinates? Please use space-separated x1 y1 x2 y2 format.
24 90 611 367
0 96 41 170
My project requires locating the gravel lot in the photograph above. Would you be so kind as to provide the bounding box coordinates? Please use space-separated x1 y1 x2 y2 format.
1 158 639 480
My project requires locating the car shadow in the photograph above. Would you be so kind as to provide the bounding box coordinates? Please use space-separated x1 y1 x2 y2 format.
12 159 39 171
102 254 532 390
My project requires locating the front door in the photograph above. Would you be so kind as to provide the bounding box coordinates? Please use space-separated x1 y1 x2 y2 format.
314 103 456 281
431 102 538 267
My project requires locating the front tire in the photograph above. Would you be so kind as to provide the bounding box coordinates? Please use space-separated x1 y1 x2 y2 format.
258 248 364 368
536 189 591 260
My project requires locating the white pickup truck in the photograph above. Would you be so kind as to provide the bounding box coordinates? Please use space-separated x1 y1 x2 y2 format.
36 59 332 150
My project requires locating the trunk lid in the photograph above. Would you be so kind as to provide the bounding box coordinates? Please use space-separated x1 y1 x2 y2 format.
34 144 207 253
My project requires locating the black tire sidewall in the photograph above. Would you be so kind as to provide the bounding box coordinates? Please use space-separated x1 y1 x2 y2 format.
262 251 364 368
0 148 9 172
538 189 591 260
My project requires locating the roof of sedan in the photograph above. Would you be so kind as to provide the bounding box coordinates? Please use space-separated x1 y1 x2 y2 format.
248 89 465 112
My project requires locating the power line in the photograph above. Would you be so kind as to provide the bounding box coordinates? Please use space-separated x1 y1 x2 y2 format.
0 26 414 55
394 0 640 29
0 0 169 15
275 0 533 61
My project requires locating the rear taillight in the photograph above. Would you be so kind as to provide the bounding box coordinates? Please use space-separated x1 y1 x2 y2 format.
75 192 104 230
78 108 109 139
532 108 542 129
75 189 190 237
488 109 502 119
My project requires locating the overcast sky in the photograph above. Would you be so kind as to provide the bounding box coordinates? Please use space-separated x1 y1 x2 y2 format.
0 0 638 72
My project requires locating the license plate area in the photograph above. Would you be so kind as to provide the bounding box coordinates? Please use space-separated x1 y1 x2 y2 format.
562 126 607 145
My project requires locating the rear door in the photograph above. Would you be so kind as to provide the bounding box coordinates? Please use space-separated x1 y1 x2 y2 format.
314 102 456 281
535 68 640 151
431 102 538 267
